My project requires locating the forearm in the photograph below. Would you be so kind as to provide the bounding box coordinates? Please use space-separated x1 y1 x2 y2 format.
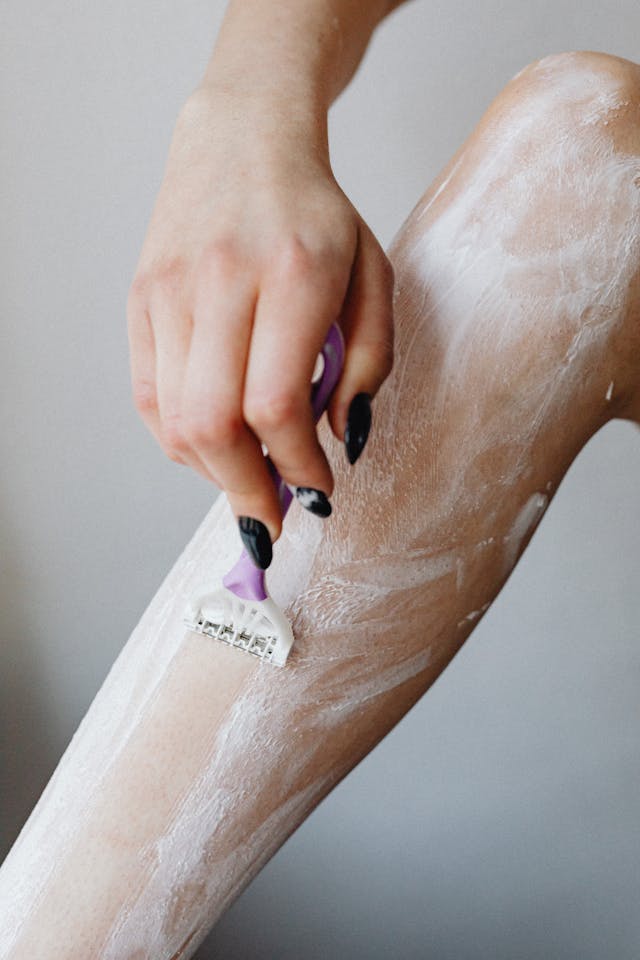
198 0 395 152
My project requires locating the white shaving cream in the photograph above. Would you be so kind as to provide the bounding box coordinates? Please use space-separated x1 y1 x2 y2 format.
1 52 638 957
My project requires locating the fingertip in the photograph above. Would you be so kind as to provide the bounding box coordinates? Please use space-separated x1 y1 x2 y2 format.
326 393 351 443
237 515 274 569
294 486 332 517
344 391 372 465
228 492 283 557
268 515 283 544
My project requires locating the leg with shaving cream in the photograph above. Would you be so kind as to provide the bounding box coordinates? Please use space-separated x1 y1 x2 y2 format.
1 50 640 959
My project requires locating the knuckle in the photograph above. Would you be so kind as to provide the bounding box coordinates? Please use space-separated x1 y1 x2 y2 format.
196 236 243 283
244 389 299 432
182 411 211 447
273 234 317 279
161 412 189 456
132 379 157 415
152 256 187 299
186 408 244 451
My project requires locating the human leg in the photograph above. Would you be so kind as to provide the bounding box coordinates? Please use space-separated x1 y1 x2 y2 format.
1 50 639 959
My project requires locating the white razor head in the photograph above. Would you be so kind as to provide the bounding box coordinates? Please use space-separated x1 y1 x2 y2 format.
183 585 295 667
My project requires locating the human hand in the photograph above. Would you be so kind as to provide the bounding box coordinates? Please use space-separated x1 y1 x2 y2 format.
126 87 394 567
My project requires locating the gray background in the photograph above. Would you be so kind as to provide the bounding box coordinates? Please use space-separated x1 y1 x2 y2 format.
2 1 640 957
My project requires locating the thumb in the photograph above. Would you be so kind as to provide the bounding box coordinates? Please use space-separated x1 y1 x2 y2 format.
327 221 395 462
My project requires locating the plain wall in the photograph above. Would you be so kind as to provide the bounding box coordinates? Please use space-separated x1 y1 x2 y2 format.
2 1 640 957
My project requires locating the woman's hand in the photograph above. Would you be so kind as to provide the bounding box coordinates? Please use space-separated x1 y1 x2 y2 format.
126 87 394 566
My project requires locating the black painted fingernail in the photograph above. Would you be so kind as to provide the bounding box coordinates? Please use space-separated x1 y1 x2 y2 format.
344 392 372 464
238 516 273 569
295 487 332 517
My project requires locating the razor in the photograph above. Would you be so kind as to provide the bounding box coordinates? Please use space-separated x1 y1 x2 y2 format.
183 321 345 666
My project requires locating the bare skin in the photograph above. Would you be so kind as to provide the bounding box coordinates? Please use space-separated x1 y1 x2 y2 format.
127 0 404 546
1 49 640 960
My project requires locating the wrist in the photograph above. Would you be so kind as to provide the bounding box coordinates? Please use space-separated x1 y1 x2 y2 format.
183 81 331 162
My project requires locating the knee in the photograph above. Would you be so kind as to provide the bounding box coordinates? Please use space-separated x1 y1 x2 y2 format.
464 48 640 266
501 50 640 145
512 49 640 91
390 47 640 421
471 51 640 422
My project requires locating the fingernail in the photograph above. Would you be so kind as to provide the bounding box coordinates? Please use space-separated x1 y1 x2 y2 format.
238 516 273 569
344 392 372 465
295 487 332 518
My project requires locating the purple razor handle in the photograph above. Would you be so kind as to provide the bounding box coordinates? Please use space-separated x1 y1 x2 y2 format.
223 321 345 601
